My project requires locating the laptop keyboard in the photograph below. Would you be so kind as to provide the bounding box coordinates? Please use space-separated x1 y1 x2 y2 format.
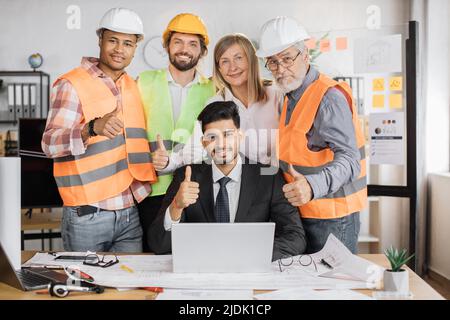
15 270 52 289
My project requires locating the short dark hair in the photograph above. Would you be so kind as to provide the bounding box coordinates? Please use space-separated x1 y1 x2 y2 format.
197 101 240 132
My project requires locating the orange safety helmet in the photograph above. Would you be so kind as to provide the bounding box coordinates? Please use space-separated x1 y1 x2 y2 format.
163 13 209 45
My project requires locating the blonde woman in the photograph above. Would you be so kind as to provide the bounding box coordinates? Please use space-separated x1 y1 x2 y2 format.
157 33 283 174
208 33 282 165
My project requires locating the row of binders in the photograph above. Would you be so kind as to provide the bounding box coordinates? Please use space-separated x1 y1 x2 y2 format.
2 83 40 121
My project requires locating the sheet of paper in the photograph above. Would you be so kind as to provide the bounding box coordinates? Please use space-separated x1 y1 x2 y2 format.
389 76 403 91
335 37 348 51
254 288 373 300
75 253 376 290
372 94 385 108
372 78 385 91
354 34 402 74
310 234 384 284
320 39 331 52
156 289 253 300
369 112 405 165
22 251 97 268
389 94 403 109
24 237 383 291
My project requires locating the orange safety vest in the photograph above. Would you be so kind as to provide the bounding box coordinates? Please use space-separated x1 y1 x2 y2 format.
279 74 367 219
52 67 157 206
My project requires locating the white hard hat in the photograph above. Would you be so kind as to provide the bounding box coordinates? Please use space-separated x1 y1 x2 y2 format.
256 16 310 58
96 8 145 42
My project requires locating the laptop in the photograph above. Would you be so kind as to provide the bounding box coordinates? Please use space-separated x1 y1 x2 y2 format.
171 223 275 273
0 243 68 291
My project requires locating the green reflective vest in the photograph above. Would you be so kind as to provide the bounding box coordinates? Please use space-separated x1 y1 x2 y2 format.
138 69 215 196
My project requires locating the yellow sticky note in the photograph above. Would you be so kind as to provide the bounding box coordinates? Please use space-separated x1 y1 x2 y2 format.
372 94 385 108
320 39 331 52
372 78 385 91
336 37 348 51
389 94 403 109
389 76 403 91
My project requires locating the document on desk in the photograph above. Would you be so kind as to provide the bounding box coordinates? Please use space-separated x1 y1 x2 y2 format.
22 251 96 268
156 289 253 300
254 288 373 300
75 255 377 290
23 236 383 290
310 234 384 284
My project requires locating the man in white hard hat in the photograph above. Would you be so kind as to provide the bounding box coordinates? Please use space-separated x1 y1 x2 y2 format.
42 8 157 253
256 16 367 254
137 13 215 252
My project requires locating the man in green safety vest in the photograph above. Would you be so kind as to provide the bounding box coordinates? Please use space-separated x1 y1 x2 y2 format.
137 13 215 251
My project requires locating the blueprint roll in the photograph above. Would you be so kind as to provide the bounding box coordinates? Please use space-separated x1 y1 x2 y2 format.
0 157 21 269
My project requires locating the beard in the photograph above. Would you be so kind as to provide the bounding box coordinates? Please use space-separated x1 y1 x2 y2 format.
211 148 237 165
275 64 308 94
169 50 201 71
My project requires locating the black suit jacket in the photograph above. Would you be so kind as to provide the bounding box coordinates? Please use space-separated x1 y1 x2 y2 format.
148 159 307 261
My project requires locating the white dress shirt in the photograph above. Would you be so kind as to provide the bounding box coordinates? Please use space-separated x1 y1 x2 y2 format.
159 85 283 174
164 156 243 231
166 69 199 121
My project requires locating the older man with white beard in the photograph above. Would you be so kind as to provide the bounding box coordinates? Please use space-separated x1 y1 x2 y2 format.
256 17 368 254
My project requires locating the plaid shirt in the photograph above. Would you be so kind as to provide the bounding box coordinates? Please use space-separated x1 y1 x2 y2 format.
42 57 151 210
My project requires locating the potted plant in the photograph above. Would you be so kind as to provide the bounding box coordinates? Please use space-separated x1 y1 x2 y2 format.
383 246 415 293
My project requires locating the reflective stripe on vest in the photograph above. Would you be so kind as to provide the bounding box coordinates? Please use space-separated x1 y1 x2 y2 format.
138 69 215 196
279 73 367 219
53 67 157 206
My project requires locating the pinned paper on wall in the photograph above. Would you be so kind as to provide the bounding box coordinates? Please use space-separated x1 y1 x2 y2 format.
335 37 348 51
372 78 385 91
319 39 331 52
372 94 385 108
389 76 403 91
389 94 403 109
354 34 402 74
369 112 405 165
305 38 316 49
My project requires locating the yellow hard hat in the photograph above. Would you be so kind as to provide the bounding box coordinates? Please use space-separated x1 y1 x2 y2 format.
163 13 209 46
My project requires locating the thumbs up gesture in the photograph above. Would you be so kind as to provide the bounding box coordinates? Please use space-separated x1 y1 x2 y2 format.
152 134 169 171
94 106 123 139
170 166 200 221
282 164 313 207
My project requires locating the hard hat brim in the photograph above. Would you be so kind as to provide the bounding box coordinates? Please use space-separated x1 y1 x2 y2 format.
255 40 301 58
96 27 144 41
162 28 209 46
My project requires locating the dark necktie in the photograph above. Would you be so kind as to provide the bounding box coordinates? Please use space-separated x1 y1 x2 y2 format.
215 176 232 223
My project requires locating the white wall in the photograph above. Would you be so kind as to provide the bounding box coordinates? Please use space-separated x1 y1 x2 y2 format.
424 0 450 173
0 0 410 80
428 173 450 280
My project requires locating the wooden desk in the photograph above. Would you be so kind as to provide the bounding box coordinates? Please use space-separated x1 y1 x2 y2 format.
0 252 444 300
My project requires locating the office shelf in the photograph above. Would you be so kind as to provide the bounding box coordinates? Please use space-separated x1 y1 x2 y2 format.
0 70 50 123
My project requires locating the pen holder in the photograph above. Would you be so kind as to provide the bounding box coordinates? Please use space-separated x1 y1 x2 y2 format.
383 269 409 293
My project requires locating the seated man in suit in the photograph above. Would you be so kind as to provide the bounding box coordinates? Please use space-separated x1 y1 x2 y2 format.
148 101 306 260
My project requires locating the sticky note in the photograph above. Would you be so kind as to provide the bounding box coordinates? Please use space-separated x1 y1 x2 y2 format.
389 94 402 109
336 37 348 50
389 76 403 91
372 94 385 108
319 39 331 52
305 38 316 49
372 78 385 91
